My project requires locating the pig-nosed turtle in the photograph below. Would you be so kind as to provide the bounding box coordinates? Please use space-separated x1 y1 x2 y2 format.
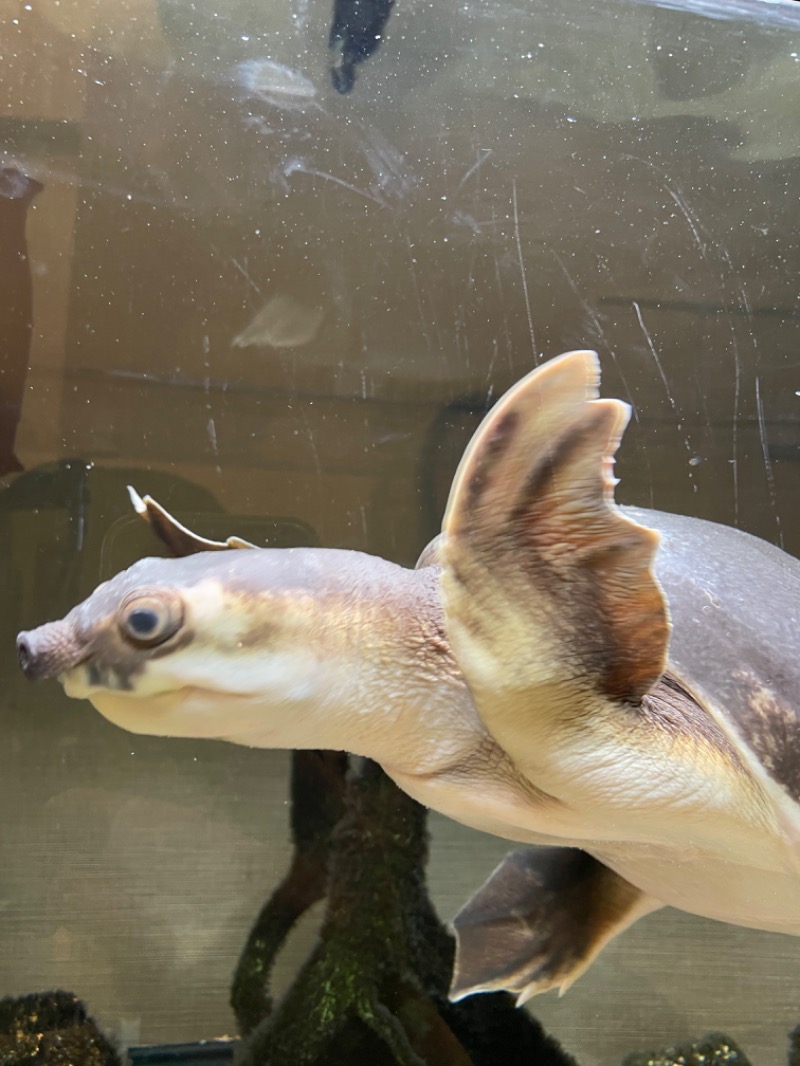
17 351 800 1003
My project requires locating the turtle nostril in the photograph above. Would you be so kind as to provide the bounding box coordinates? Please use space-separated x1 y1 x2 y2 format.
16 621 83 682
16 634 35 679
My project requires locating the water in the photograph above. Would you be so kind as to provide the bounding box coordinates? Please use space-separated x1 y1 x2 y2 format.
1 0 799 1061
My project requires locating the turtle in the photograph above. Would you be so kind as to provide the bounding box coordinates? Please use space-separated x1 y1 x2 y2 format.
17 350 800 1004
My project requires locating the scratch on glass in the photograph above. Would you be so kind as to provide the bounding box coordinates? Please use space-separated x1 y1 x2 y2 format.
283 158 383 206
632 300 695 469
511 179 538 366
299 409 323 479
456 149 493 194
404 237 434 355
550 249 637 422
230 256 263 298
206 417 219 457
754 376 783 548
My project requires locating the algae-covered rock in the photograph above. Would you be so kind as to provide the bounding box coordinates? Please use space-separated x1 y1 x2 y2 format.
231 750 349 1035
788 1025 800 1066
0 990 121 1066
623 1032 753 1066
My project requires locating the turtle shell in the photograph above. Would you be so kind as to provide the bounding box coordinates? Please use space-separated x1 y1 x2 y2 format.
631 505 800 816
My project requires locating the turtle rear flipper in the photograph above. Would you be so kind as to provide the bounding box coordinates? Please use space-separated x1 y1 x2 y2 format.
451 847 661 1004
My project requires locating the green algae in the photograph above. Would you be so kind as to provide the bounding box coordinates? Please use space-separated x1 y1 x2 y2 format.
0 991 121 1066
623 1033 754 1066
233 757 576 1066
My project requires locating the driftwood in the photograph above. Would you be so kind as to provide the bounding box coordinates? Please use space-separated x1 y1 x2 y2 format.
232 754 576 1066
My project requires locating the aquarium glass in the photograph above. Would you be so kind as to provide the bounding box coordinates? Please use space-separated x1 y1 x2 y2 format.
2 0 800 1062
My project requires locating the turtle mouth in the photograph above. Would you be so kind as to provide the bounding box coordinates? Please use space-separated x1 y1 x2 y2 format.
58 646 326 744
87 686 186 728
78 681 242 738
62 664 217 708
61 665 265 740
59 656 190 707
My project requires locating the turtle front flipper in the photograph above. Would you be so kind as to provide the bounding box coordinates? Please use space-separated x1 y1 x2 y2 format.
451 847 661 1003
440 351 670 788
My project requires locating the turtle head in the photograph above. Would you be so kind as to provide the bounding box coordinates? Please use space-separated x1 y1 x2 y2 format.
17 548 381 747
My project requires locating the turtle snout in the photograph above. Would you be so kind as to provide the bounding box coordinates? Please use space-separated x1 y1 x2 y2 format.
17 621 84 681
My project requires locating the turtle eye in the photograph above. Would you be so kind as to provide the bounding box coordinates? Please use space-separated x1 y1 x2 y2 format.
118 589 183 648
